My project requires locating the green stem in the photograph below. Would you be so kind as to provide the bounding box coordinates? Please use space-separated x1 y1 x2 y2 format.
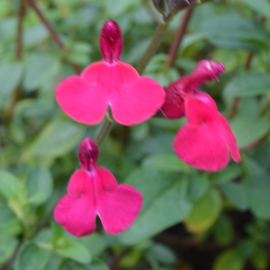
95 116 114 146
136 18 170 75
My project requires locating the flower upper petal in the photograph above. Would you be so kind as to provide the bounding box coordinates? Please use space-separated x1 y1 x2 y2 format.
82 61 165 126
56 75 108 125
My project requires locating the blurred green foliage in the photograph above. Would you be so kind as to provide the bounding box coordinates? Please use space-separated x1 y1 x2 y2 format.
1 0 270 269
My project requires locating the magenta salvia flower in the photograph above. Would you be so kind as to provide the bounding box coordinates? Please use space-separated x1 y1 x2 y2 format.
54 138 143 236
161 60 241 171
56 20 165 126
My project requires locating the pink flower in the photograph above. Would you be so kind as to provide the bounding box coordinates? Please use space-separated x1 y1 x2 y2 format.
54 138 143 236
56 20 165 126
162 60 241 171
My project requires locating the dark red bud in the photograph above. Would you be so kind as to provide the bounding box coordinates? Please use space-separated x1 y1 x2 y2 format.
193 60 225 82
78 138 99 171
152 0 166 14
100 20 123 63
167 0 193 13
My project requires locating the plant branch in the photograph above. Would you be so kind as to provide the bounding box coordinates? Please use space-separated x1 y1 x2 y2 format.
27 0 81 74
4 0 26 119
166 7 194 67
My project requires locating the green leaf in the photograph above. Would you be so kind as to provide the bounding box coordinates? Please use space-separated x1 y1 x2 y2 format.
243 174 270 219
188 175 210 202
0 204 20 227
23 53 60 91
142 153 191 173
147 243 176 264
21 119 86 161
56 240 92 264
212 164 242 184
0 171 25 200
0 238 18 264
213 249 244 270
241 0 270 19
184 189 222 233
251 246 268 270
203 13 269 51
118 169 191 244
224 73 270 98
23 24 49 46
230 114 270 149
26 166 53 205
214 215 234 246
88 258 110 270
0 62 22 106
220 182 248 211
15 243 50 270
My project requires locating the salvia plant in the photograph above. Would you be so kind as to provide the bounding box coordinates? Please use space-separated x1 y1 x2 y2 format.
0 0 270 269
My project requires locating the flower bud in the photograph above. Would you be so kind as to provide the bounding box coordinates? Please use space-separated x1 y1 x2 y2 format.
192 60 225 82
78 138 99 171
152 0 166 14
167 0 194 13
100 20 123 63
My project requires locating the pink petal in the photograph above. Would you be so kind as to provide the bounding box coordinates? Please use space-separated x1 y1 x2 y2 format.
94 167 143 234
161 101 185 118
218 113 241 162
173 123 230 171
82 62 165 125
56 74 108 125
54 170 96 237
185 93 218 125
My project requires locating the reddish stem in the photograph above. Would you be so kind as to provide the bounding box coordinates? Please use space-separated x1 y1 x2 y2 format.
27 0 81 74
166 7 194 67
4 0 26 119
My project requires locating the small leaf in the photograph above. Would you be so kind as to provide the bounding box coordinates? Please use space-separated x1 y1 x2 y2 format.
142 153 190 173
0 171 25 200
15 243 50 270
213 249 244 270
188 175 210 202
224 73 270 98
230 115 270 149
0 62 22 107
220 182 248 211
243 174 270 219
184 189 222 233
56 240 92 264
23 53 60 92
26 166 53 206
21 119 86 162
0 204 20 227
213 215 234 246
